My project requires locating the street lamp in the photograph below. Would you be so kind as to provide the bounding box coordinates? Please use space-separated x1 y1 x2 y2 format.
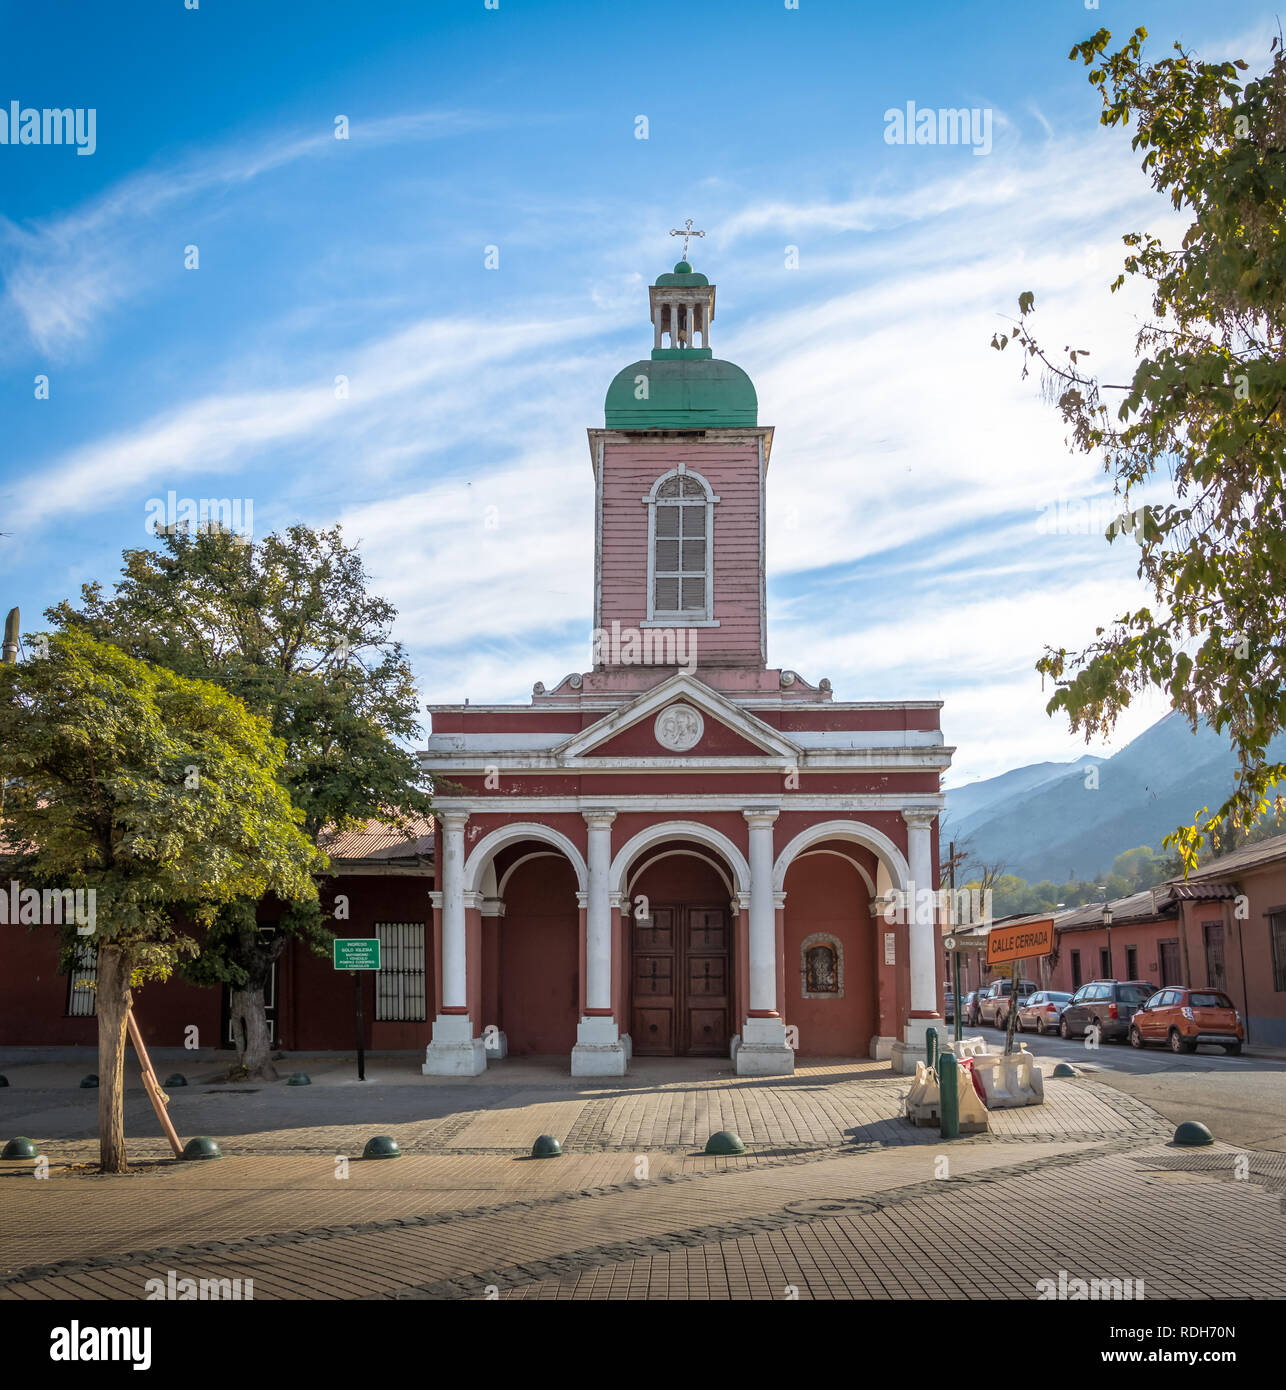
1102 902 1114 980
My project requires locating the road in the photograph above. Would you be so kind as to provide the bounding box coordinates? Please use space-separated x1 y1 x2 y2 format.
957 1019 1286 1152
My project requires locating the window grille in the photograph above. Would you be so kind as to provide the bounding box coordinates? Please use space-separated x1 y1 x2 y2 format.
375 922 427 1021
67 941 97 1017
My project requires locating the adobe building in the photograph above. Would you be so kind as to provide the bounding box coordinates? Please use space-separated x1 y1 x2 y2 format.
419 254 953 1077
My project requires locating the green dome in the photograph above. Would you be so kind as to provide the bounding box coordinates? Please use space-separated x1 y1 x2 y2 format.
605 357 757 429
655 262 709 286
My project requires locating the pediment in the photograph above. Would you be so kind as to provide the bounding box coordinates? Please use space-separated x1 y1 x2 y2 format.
553 674 801 763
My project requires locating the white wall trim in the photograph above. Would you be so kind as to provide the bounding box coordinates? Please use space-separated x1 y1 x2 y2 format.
496 850 564 896
609 820 752 897
626 847 734 898
463 822 589 895
772 818 911 893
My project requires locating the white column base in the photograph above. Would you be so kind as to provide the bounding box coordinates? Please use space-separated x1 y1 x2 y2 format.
734 1017 795 1076
869 1035 896 1062
570 1016 628 1077
889 1016 944 1076
484 1029 508 1060
422 1014 487 1076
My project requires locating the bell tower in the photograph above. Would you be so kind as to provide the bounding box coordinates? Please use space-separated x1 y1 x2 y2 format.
590 240 772 673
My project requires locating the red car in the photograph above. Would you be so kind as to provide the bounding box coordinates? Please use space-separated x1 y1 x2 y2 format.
1129 987 1245 1055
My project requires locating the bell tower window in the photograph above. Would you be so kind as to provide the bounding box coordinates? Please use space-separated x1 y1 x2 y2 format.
643 465 719 624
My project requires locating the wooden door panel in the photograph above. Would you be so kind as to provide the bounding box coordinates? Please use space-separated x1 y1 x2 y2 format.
631 903 731 1057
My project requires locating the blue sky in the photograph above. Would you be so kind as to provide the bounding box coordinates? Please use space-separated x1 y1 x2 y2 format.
0 0 1274 785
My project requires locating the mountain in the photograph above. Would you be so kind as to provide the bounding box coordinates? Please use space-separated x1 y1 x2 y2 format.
945 713 1286 884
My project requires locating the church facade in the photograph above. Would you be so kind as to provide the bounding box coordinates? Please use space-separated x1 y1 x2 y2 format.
420 255 952 1077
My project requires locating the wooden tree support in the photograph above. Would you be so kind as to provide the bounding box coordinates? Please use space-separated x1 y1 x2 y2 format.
126 1007 184 1158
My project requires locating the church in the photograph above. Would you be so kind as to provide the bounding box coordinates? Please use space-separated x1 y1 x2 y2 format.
419 247 953 1077
0 247 952 1075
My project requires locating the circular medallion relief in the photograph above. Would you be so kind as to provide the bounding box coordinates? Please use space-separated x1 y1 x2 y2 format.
654 703 704 752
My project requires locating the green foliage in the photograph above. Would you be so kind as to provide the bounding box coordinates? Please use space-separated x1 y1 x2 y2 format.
50 523 431 842
993 27 1286 869
48 523 433 1006
0 630 321 978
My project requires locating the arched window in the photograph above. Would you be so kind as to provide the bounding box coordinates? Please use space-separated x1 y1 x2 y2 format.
643 465 718 622
801 933 844 998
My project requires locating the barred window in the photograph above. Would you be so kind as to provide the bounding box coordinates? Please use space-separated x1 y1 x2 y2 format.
375 922 427 1021
67 941 97 1017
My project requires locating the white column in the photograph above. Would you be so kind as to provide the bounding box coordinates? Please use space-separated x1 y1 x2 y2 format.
572 810 626 1076
737 809 793 1076
440 811 468 1009
653 305 663 350
903 808 939 1018
583 810 615 1010
422 810 486 1076
745 810 779 1014
887 807 941 1076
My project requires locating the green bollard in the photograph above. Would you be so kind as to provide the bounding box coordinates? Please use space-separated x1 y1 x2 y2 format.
939 1051 959 1140
925 1026 938 1070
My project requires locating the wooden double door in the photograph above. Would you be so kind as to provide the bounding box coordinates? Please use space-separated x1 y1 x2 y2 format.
631 904 732 1056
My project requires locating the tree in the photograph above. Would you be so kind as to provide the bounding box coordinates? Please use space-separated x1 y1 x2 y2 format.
51 523 433 1078
0 630 321 1171
993 27 1286 868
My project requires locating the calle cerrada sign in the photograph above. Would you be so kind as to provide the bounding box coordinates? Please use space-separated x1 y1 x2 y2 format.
986 919 1054 967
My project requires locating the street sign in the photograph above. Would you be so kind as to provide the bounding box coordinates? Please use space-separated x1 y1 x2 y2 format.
987 919 1054 966
943 935 988 952
333 938 380 971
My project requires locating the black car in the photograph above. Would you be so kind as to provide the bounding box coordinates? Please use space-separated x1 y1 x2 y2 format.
1059 979 1157 1043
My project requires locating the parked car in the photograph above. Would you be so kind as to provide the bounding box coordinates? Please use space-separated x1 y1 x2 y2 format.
1015 990 1073 1034
1129 987 1244 1055
961 990 980 1026
1059 980 1157 1043
978 978 1039 1028
944 989 955 1023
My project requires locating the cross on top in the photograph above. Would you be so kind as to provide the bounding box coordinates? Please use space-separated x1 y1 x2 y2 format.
669 218 705 261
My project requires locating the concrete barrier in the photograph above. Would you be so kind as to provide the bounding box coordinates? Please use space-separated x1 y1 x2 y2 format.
972 1047 1045 1108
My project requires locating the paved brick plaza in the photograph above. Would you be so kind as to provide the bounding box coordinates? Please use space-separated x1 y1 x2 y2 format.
2 1055 1283 1300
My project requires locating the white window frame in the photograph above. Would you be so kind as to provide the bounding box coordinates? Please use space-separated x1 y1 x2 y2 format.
641 463 720 626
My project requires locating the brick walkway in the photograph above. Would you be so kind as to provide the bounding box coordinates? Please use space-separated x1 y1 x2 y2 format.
4 1054 1276 1300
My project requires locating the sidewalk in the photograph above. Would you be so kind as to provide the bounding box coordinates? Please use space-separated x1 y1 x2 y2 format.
2 1052 1234 1300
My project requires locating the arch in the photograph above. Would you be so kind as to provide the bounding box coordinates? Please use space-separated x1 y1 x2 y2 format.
792 848 876 897
497 851 562 897
610 820 750 899
464 822 588 895
772 819 910 894
627 848 733 899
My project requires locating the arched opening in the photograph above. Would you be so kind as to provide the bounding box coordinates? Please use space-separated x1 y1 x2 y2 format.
782 844 877 1056
490 847 580 1056
626 839 737 1057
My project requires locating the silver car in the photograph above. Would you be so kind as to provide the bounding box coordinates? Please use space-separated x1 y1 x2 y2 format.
1015 990 1073 1035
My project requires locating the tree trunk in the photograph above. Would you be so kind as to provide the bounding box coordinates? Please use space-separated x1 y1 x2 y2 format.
97 948 133 1173
230 981 277 1081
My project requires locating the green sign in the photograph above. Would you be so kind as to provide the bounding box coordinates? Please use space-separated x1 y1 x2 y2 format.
333 937 381 971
